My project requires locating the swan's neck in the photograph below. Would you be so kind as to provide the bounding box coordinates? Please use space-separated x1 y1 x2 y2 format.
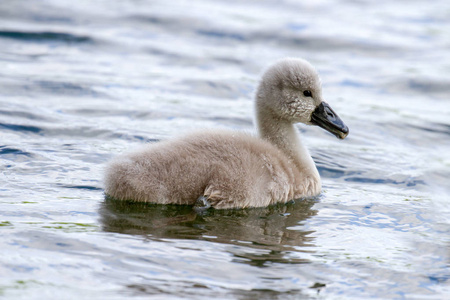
256 106 320 181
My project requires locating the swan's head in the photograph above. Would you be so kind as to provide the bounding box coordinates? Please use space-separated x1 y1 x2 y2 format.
256 58 349 139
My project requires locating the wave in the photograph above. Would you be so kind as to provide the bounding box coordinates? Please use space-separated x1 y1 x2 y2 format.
0 30 93 44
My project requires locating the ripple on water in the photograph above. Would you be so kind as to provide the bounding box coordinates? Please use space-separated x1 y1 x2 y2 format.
0 146 33 157
0 30 93 44
56 184 103 191
33 80 108 98
344 176 426 187
0 109 52 121
0 122 43 134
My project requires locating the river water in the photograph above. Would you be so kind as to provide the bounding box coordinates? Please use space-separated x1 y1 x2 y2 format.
1 0 449 299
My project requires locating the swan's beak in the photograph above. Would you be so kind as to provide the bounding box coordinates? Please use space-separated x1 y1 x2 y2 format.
311 102 349 139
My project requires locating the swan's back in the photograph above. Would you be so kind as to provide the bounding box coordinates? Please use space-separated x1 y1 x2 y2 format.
104 130 309 209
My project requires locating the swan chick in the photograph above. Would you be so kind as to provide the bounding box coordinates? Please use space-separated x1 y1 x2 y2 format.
104 58 349 209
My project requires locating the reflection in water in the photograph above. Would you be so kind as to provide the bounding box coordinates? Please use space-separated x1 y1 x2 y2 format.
99 198 318 265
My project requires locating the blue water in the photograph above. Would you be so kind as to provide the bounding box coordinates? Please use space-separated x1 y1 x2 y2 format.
1 0 449 299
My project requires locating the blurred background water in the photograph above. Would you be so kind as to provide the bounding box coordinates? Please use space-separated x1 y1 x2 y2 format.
1 0 449 299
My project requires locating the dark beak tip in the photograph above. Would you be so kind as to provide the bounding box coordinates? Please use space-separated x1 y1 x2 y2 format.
338 127 349 139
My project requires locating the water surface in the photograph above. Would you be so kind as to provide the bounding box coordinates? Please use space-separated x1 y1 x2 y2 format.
1 0 449 299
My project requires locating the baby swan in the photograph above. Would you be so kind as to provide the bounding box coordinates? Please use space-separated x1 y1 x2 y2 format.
104 58 349 209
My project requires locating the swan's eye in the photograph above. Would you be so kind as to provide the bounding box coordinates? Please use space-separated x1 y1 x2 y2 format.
303 90 312 97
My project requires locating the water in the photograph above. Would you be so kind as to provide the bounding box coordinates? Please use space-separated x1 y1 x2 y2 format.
1 0 449 298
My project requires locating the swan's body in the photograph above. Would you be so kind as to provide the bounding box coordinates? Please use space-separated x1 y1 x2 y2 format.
104 58 348 209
